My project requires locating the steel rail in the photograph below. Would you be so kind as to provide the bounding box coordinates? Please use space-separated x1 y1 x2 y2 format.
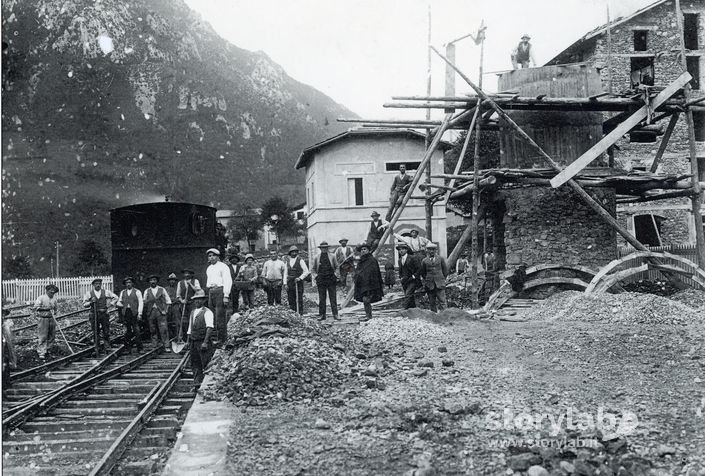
11 307 118 333
2 344 136 429
88 352 190 476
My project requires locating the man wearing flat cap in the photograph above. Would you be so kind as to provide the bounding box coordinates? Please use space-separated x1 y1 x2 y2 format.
33 284 59 360
116 277 144 353
311 242 340 321
83 278 118 354
143 275 172 351
186 289 214 390
205 248 232 345
420 243 449 312
511 33 535 69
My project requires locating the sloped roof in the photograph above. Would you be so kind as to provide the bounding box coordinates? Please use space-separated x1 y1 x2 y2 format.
295 128 453 170
545 0 668 65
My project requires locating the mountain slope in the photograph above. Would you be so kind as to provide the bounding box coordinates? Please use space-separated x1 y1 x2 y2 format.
1 0 355 276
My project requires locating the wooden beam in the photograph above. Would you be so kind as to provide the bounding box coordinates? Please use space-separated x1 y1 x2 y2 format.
550 72 692 188
441 106 481 204
650 113 680 172
430 46 657 253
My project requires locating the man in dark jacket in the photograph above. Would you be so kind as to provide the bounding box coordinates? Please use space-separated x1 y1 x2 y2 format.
226 251 243 313
354 243 385 322
386 164 413 221
420 242 449 312
397 242 421 309
311 241 340 321
366 211 389 252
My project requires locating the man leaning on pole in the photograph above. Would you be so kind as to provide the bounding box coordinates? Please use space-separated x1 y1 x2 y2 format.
33 284 59 360
82 278 118 354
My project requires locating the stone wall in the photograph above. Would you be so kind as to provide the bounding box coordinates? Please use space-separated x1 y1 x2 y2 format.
617 203 693 246
502 187 617 270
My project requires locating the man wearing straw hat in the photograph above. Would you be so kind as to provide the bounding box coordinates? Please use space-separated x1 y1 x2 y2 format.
82 278 118 353
33 284 59 360
186 289 214 390
511 34 536 69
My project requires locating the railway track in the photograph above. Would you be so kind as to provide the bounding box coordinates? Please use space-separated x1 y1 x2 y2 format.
2 345 195 475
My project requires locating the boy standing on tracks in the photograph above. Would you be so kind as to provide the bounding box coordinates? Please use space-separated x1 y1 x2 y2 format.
116 277 144 354
33 284 59 360
143 275 172 352
186 289 214 391
82 278 118 354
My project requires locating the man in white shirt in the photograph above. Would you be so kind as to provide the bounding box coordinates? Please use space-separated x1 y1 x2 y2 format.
261 250 286 305
205 248 232 346
33 284 59 360
394 229 430 255
186 289 214 390
335 238 353 287
283 246 310 314
116 277 144 353
82 278 118 354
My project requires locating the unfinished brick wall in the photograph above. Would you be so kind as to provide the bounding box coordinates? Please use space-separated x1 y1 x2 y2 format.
502 188 617 271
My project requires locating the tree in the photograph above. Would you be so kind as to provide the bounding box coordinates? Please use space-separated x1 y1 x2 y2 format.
227 207 262 253
3 255 33 279
261 196 297 240
72 240 109 276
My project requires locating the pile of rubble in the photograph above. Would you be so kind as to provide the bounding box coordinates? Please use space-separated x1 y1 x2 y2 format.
205 306 353 405
522 290 702 325
669 288 705 310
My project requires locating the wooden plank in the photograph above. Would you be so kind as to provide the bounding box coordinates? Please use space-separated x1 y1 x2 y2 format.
649 113 680 173
550 72 692 188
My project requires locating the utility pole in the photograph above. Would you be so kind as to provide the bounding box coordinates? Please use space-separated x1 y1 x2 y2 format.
54 241 61 278
424 3 434 242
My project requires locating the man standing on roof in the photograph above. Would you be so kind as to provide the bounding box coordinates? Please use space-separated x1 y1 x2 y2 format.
386 164 413 221
116 277 144 354
283 245 310 314
511 34 536 69
206 248 232 346
33 284 59 360
82 278 118 353
143 274 172 351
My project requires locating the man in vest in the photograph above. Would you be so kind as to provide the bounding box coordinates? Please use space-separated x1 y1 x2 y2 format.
386 164 413 221
116 277 144 353
397 242 421 309
366 211 389 252
143 274 172 351
165 273 180 340
511 34 535 69
82 278 118 354
311 242 340 321
186 289 214 390
33 284 59 360
226 251 243 313
420 243 449 312
283 245 310 314
177 269 201 339
335 238 353 287
205 248 232 346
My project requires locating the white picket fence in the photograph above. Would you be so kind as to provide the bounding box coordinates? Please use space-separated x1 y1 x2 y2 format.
2 276 114 303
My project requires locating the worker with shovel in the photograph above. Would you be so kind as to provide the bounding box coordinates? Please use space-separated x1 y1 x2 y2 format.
186 289 214 391
33 284 60 360
82 278 118 354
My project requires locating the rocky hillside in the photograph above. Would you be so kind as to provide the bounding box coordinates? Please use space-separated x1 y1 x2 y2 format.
1 0 354 276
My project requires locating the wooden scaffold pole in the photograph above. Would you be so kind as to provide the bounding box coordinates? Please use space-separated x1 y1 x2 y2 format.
674 0 705 267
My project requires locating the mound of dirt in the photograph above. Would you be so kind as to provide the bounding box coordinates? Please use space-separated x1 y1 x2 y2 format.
669 288 705 310
522 291 702 325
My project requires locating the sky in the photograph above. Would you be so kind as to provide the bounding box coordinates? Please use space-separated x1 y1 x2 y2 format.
185 0 656 121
